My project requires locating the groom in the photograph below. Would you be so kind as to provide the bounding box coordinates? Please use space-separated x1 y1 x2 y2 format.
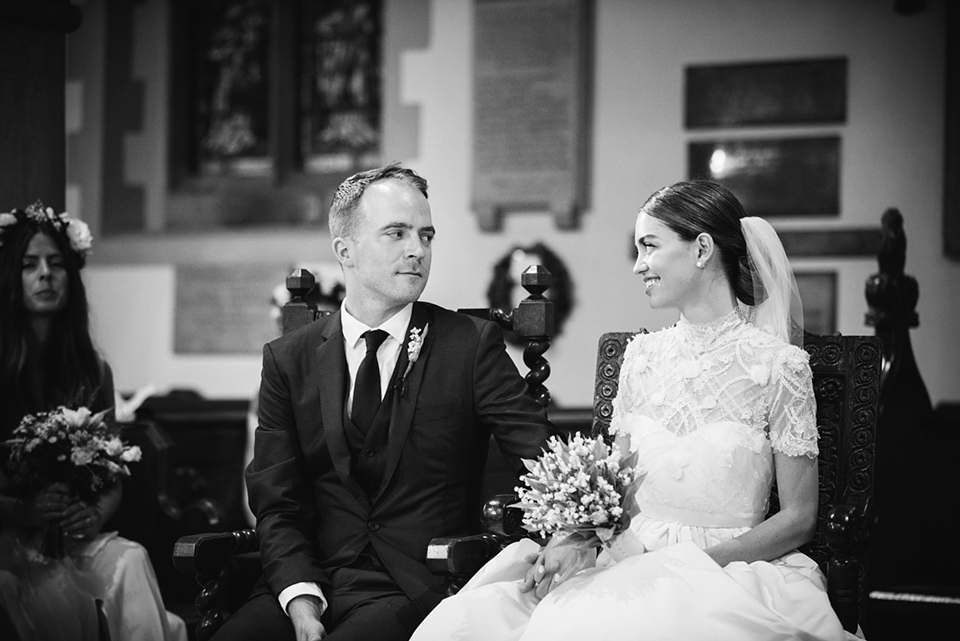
213 164 556 641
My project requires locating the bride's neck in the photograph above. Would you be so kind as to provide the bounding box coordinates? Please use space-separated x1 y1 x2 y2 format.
678 285 737 325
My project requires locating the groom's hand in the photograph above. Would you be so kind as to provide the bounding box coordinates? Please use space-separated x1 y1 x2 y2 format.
288 595 327 640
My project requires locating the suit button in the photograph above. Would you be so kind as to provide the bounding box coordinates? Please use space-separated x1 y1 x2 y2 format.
368 521 380 532
365 448 376 457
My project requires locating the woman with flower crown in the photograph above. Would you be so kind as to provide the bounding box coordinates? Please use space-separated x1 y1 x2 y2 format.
411 180 863 641
0 203 187 641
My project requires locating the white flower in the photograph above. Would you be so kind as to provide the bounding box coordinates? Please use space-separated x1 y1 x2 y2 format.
749 364 771 386
61 406 92 426
397 323 429 397
65 218 93 256
104 436 125 457
71 448 95 466
407 325 426 364
121 446 142 463
0 213 16 227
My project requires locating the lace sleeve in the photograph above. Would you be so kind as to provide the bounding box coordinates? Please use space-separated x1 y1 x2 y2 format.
608 337 642 440
767 345 818 458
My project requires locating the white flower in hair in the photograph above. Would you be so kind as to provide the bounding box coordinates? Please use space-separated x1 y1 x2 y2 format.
65 218 93 256
0 202 93 260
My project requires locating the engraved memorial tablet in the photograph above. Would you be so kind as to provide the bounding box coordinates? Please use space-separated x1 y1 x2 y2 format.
472 0 591 231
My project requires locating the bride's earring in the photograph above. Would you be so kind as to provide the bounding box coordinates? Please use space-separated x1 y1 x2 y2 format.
696 260 705 269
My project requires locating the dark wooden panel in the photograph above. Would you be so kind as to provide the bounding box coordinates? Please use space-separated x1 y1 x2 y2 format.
688 136 841 217
685 57 846 129
136 394 251 532
779 228 882 257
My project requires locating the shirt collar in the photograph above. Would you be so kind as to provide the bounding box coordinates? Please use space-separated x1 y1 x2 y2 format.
341 303 414 349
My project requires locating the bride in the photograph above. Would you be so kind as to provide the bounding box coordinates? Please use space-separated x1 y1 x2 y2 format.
411 180 861 641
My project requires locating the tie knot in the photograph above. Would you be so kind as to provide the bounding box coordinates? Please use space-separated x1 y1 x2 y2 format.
363 329 389 354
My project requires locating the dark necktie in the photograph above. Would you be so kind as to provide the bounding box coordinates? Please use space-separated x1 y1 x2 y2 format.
352 329 389 433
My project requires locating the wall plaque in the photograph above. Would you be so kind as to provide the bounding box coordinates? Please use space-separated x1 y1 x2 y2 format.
688 136 840 217
471 0 591 231
685 58 847 129
174 264 284 354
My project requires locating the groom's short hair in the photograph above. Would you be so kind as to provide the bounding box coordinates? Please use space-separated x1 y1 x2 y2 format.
328 163 429 240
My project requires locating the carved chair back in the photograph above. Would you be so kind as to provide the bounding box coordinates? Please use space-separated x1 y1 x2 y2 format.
281 266 555 404
591 330 881 633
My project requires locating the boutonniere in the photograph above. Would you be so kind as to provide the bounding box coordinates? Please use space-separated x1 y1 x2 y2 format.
397 323 429 398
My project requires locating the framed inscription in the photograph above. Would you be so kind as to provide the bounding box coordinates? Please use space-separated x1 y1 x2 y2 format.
688 136 840 217
471 0 592 231
174 263 284 354
685 58 847 129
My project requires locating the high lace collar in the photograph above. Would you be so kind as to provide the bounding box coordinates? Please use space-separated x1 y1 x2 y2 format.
676 307 745 351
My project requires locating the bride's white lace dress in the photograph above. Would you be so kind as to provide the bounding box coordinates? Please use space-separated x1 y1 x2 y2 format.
412 310 859 641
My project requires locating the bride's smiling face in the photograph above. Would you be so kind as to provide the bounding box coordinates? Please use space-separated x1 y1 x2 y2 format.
633 212 700 310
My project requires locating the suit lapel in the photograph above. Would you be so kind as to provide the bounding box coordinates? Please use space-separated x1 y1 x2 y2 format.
376 303 433 501
316 311 369 507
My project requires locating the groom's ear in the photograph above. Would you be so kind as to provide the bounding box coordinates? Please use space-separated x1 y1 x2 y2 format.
333 236 353 267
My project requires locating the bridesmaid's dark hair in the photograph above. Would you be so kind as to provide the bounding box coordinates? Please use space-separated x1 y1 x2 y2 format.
0 217 102 435
639 180 757 305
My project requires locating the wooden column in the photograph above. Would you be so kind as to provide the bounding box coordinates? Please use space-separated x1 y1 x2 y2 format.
863 208 934 594
0 0 82 209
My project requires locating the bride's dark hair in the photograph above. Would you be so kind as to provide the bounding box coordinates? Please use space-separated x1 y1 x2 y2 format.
0 219 103 435
639 180 757 305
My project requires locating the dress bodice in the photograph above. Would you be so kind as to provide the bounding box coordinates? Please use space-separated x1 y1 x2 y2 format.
610 310 818 527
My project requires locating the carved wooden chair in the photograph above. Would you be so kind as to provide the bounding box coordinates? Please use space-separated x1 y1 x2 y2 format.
107 420 223 623
429 330 881 634
171 266 555 641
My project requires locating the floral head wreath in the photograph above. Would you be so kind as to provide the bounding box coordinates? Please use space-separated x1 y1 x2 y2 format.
0 201 93 267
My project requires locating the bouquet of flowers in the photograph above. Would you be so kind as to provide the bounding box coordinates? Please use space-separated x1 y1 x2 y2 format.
515 432 645 551
3 406 142 557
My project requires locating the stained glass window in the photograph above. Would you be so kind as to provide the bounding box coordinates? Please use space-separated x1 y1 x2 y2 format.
195 0 272 177
302 0 382 175
170 0 383 229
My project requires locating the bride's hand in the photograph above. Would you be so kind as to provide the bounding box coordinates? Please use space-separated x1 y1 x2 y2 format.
520 534 594 600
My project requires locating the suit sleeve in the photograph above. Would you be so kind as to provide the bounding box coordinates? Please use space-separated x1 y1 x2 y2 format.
471 320 557 477
246 342 329 597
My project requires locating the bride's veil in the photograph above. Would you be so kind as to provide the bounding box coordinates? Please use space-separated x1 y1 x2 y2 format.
740 217 805 347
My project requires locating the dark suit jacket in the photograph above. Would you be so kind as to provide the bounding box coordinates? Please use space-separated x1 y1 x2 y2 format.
246 301 554 614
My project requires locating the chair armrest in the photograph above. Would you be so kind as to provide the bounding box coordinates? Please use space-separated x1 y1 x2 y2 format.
824 497 873 633
824 497 872 557
426 493 529 578
172 528 259 577
172 529 260 641
426 533 509 577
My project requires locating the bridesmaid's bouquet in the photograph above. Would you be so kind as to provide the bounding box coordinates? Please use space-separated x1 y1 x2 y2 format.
515 432 644 550
3 406 141 558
